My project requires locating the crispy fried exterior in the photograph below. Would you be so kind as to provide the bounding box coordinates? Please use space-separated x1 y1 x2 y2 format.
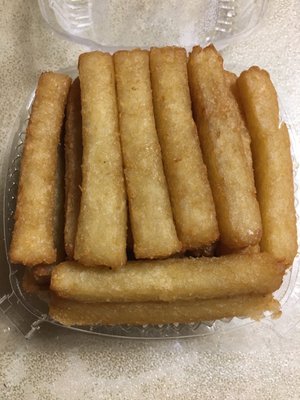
224 70 254 177
114 49 181 259
238 67 297 266
74 52 127 268
51 254 284 303
9 72 71 266
150 47 219 249
64 78 82 259
49 294 280 326
188 46 262 249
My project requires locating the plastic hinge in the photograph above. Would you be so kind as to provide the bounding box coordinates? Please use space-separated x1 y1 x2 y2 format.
0 292 47 339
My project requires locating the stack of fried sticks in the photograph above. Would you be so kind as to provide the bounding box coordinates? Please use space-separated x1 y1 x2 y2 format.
9 45 297 326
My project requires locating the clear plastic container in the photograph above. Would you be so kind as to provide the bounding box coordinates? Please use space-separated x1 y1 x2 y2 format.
1 63 299 339
38 0 269 51
2 0 299 340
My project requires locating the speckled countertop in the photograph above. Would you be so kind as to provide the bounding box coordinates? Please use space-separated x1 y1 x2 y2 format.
1 1 300 399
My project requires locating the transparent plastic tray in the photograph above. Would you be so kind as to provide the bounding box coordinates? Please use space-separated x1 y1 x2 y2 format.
1 64 299 339
38 0 269 51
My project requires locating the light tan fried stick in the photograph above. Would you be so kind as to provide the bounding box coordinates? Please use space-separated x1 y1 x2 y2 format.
224 71 254 176
188 46 262 249
29 137 66 283
64 78 82 259
9 72 71 266
75 52 127 268
238 67 297 266
114 49 181 259
51 253 283 303
150 47 219 250
32 138 66 284
50 294 280 326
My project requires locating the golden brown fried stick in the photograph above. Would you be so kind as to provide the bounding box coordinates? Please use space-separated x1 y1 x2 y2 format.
32 139 66 284
75 52 127 268
64 78 82 259
9 72 71 266
224 70 254 175
51 253 283 303
114 49 181 259
150 47 219 249
238 67 297 266
188 46 262 249
50 294 280 326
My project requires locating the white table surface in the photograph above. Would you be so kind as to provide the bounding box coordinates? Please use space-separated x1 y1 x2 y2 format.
1 1 300 399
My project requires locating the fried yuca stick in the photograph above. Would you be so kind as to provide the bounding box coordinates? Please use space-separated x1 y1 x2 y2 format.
150 47 219 249
223 71 256 249
75 52 127 268
188 46 262 249
114 49 181 259
224 71 245 118
237 67 297 265
51 253 283 303
64 78 82 259
32 142 66 285
50 294 280 326
9 72 71 266
224 71 254 176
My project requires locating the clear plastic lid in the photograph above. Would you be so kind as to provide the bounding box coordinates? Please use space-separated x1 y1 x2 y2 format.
38 0 269 51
